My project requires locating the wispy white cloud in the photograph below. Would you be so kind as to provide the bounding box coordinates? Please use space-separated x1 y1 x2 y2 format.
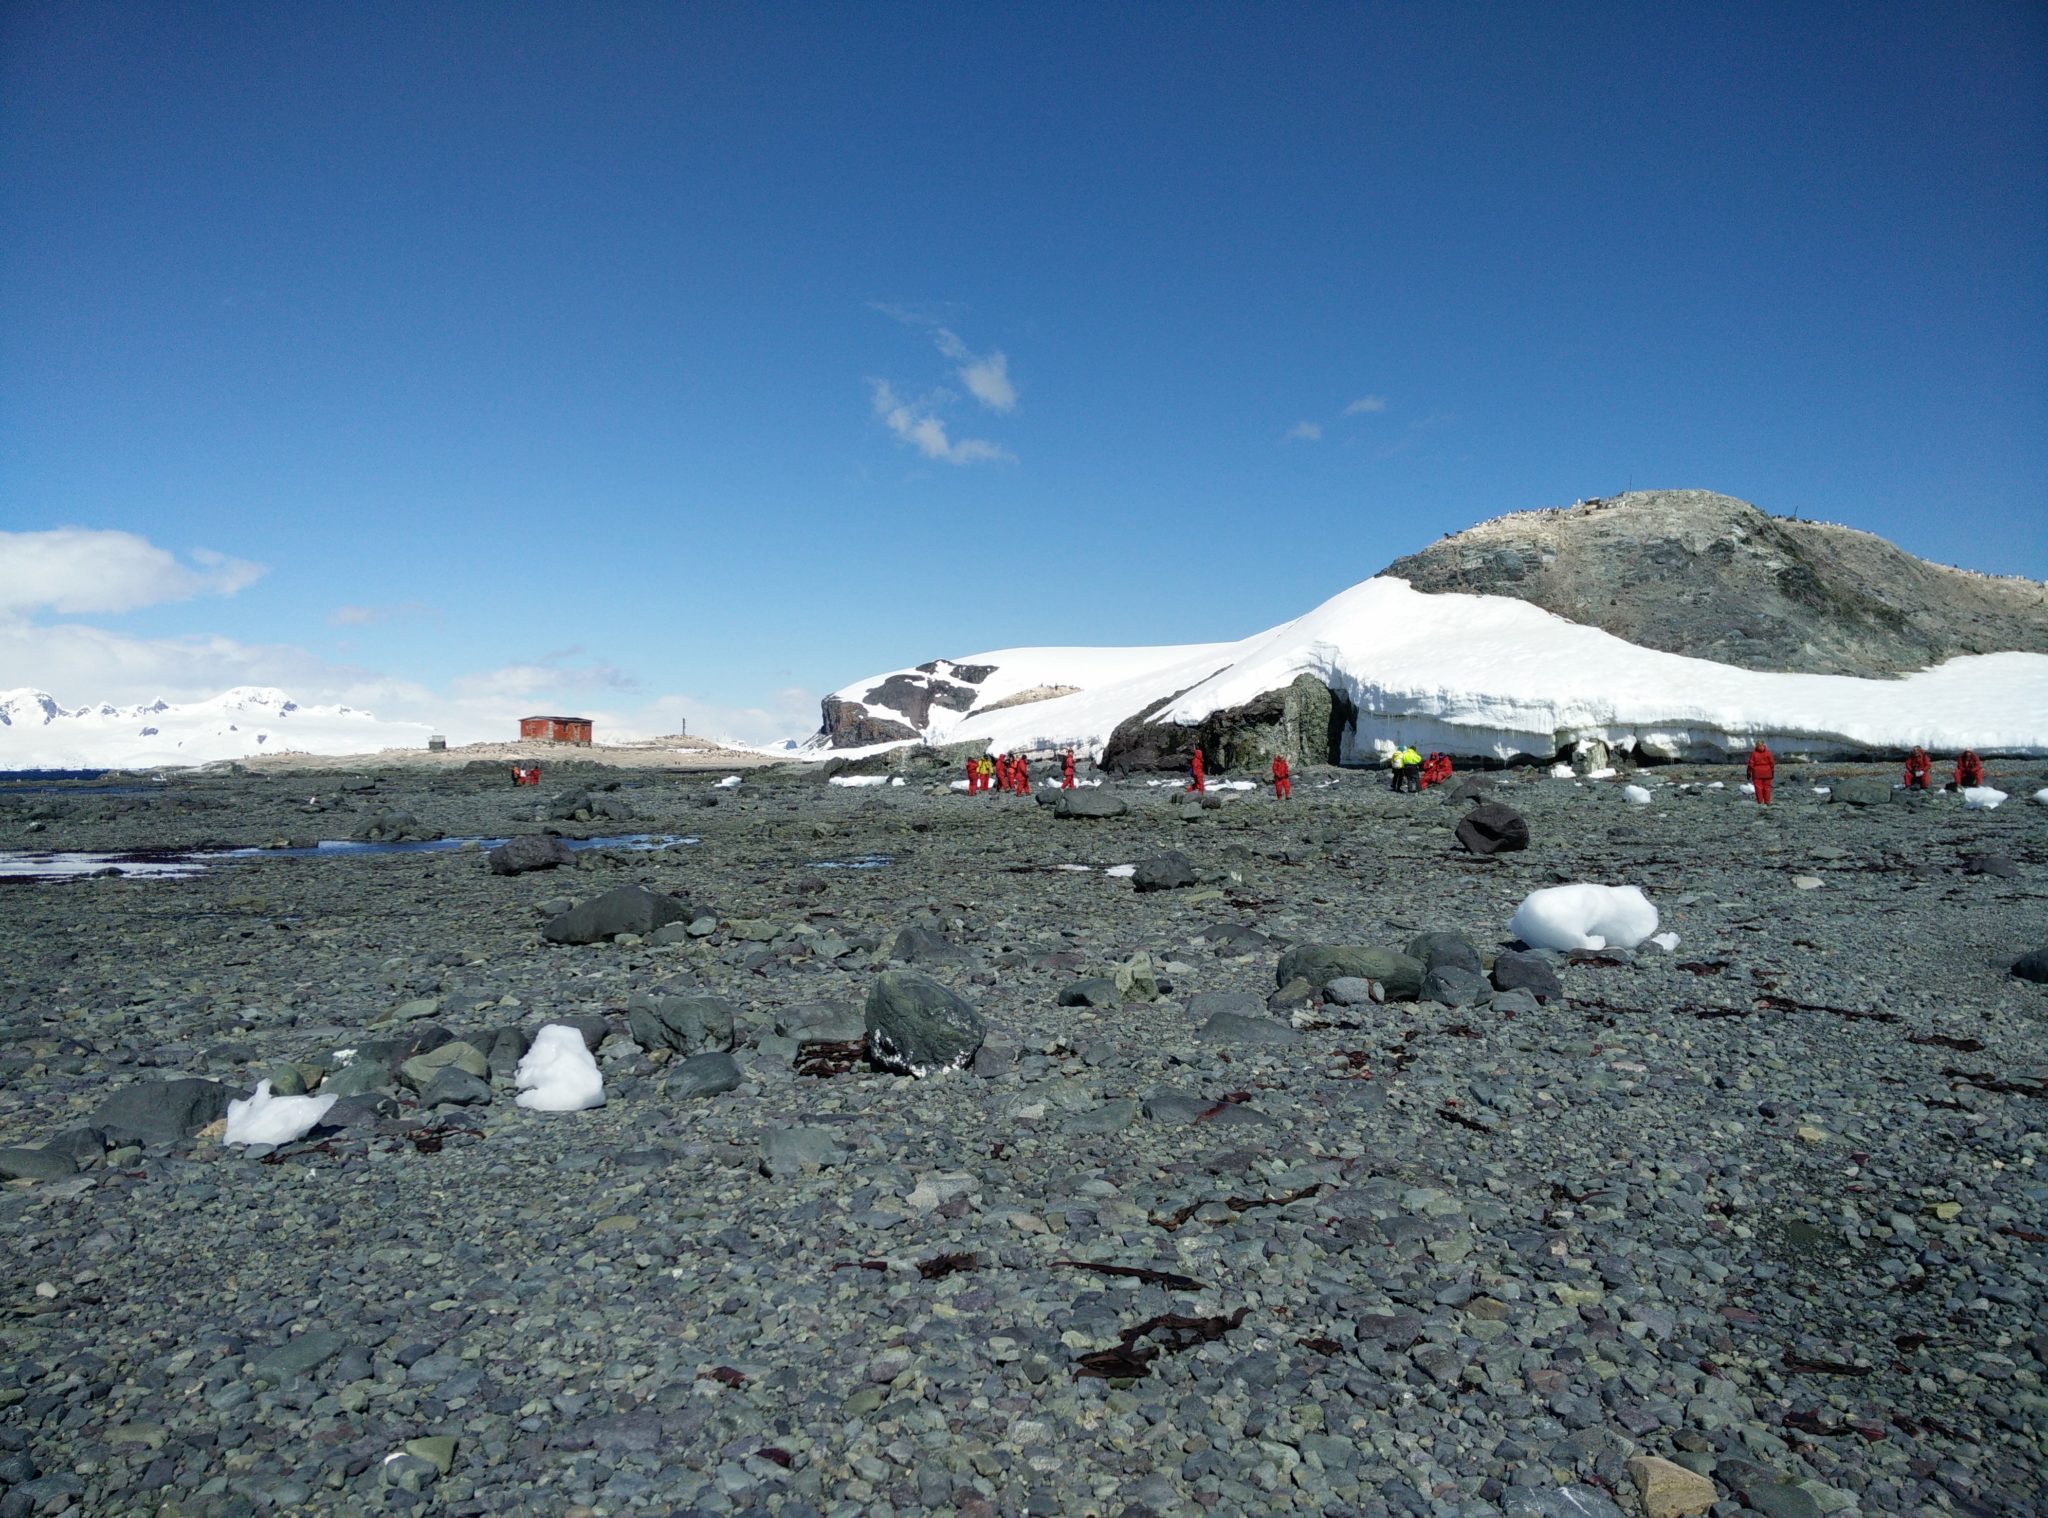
328 600 434 628
0 528 265 617
869 380 1016 466
930 328 1017 412
1344 395 1388 416
1284 421 1323 443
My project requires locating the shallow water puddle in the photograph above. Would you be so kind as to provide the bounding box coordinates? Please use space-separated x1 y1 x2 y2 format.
804 855 893 870
0 832 696 882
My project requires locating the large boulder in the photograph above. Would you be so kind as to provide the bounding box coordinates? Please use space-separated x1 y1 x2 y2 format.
1828 777 1893 807
543 886 694 944
864 971 985 1077
1102 673 1356 773
1275 945 1424 1001
2013 949 2048 985
1405 932 1484 976
627 991 738 1053
1054 790 1128 819
1491 950 1563 1002
1455 802 1530 856
90 1078 229 1144
488 836 576 875
1131 851 1199 892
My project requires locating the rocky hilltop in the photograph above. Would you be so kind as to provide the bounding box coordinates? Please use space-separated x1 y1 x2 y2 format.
1383 490 2048 678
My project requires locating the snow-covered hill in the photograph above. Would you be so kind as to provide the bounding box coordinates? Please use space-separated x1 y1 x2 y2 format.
812 576 2048 764
0 687 434 771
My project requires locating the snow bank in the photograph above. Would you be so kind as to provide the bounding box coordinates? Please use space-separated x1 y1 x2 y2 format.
515 1025 605 1112
1962 787 2008 810
222 1081 339 1146
816 578 2048 764
1510 884 1659 952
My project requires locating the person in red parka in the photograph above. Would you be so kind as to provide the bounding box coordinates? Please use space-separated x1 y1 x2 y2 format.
1954 749 1984 789
1746 741 1775 805
1903 747 1931 790
1271 754 1291 800
1187 748 1206 793
1061 750 1076 789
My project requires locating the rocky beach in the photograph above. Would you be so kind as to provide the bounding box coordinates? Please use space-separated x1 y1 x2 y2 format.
1 753 2044 1518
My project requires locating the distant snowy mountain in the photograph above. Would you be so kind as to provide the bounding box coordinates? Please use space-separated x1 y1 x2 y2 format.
0 686 434 770
813 582 2048 766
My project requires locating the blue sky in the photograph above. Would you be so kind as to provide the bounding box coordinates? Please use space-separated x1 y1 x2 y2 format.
4 3 2044 744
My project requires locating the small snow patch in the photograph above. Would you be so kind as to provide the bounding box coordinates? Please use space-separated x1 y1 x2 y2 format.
1510 883 1659 952
1649 931 1681 952
1622 784 1652 805
715 775 743 789
223 1081 338 1146
1104 864 1136 879
2033 788 2048 806
515 1024 605 1112
829 775 890 788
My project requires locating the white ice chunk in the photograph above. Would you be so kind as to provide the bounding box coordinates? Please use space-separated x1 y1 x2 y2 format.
222 1080 338 1146
828 775 889 788
1104 864 1137 879
1961 786 2007 810
715 775 743 789
889 776 905 787
1623 784 1652 805
1549 764 1575 779
515 1024 605 1112
1649 931 1681 952
949 780 971 792
1509 884 1660 952
2034 788 2048 805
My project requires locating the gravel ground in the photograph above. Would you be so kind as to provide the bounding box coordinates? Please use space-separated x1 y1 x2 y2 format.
1 757 2044 1518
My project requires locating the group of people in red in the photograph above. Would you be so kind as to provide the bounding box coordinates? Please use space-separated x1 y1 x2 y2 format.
1745 740 1986 805
508 764 542 787
964 750 1090 794
1416 752 1455 790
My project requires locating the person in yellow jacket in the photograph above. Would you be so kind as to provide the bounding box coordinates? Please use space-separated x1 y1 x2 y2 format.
1389 744 1423 792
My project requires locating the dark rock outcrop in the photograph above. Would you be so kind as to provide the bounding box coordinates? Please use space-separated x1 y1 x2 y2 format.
1385 490 2048 678
488 836 576 875
1102 673 1356 774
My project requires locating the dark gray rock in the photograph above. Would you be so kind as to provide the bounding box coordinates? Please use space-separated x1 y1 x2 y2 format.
0 1147 74 1181
1275 945 1424 1000
420 1068 492 1107
1131 851 1198 892
1405 931 1484 976
1455 801 1529 855
2013 949 2048 985
89 1078 228 1144
1053 790 1129 819
1057 978 1121 1009
487 836 576 875
1423 965 1491 1007
864 971 985 1076
761 1126 847 1176
1828 776 1892 806
666 1051 743 1100
1964 852 2020 878
542 886 694 944
890 926 966 964
627 991 738 1054
1491 950 1563 1002
776 1003 865 1043
1195 1011 1301 1046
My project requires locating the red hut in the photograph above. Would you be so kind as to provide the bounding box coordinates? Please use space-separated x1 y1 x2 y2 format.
519 715 593 745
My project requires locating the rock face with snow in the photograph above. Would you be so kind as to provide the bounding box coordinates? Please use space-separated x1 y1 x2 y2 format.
1384 490 2048 678
810 490 2048 767
0 686 432 770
